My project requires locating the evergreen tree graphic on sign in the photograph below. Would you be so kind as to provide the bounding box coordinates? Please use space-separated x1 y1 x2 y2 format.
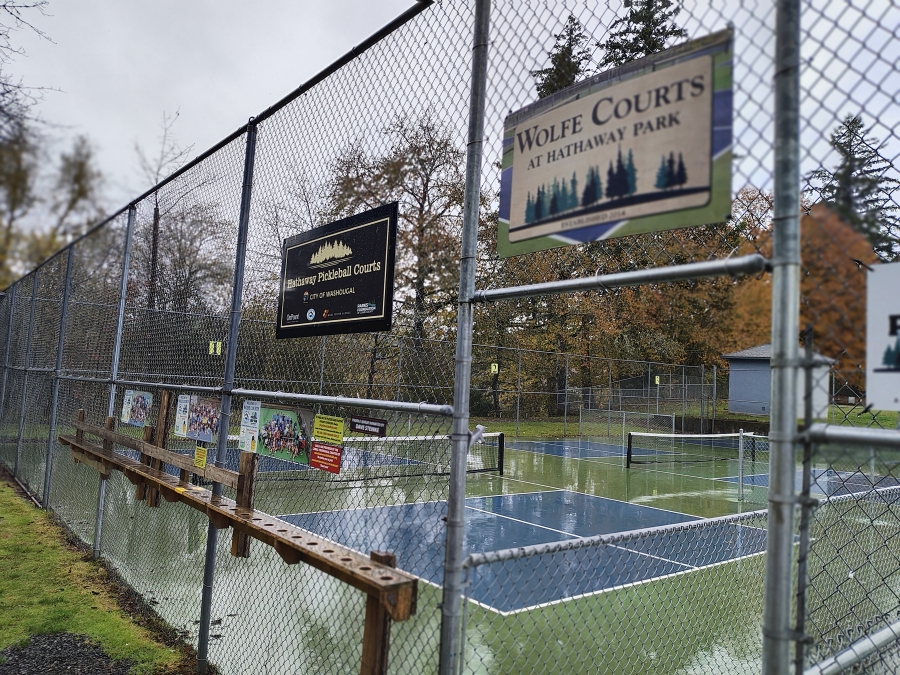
655 152 688 190
885 338 900 369
606 146 637 200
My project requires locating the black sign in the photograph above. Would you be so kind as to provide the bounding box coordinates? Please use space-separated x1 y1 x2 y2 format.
276 203 398 339
349 415 387 437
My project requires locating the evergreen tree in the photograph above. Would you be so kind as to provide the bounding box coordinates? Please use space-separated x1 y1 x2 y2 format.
534 186 545 221
674 153 687 187
525 192 535 223
597 0 688 70
569 172 578 210
666 152 677 188
654 155 669 190
550 179 560 215
606 160 618 199
808 114 900 261
531 14 593 98
625 149 637 195
885 339 900 368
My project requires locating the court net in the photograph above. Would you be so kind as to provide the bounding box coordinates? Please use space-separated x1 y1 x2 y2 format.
253 431 505 482
626 431 768 468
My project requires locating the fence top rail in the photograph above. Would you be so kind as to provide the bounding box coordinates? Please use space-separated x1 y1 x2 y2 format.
472 255 770 304
463 506 768 569
807 423 900 449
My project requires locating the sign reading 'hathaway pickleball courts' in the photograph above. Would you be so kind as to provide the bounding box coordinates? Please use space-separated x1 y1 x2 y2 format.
497 29 733 257
276 203 398 339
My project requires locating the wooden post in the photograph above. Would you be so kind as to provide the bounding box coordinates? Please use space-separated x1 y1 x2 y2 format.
230 450 260 557
360 551 397 675
75 409 85 445
135 425 153 501
146 390 171 505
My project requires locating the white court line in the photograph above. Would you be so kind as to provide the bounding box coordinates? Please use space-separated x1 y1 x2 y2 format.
465 505 579 539
491 475 702 520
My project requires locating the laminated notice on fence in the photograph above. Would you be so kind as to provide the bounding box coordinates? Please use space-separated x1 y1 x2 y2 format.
497 28 733 257
349 415 387 437
866 261 900 411
309 442 342 474
194 445 207 469
313 414 344 444
175 395 190 437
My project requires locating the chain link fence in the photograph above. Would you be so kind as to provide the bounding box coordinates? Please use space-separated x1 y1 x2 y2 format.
0 0 898 673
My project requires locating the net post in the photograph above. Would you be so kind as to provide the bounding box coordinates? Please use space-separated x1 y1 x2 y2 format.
498 433 504 476
738 429 744 502
626 432 633 469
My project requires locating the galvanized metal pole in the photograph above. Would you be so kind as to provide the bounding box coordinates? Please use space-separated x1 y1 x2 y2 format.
563 354 569 436
197 121 257 675
700 364 706 434
762 0 801 672
0 284 17 419
14 271 39 480
439 0 490 671
738 429 745 503
515 348 522 440
712 364 718 434
94 205 136 560
42 246 75 507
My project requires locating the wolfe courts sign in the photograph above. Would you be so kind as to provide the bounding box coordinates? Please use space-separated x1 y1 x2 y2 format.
276 203 398 339
498 29 733 257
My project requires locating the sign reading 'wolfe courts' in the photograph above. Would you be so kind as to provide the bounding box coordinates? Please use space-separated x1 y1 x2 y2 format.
276 203 398 339
498 29 733 257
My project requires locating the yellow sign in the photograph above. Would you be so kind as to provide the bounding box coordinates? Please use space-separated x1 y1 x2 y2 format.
208 341 222 355
490 362 499 374
655 375 660 385
209 341 215 355
314 414 344 444
194 445 208 469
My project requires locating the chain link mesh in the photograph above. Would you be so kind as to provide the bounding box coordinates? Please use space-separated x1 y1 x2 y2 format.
0 0 897 673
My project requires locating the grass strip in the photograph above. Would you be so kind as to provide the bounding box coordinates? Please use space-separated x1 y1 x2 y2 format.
0 478 186 674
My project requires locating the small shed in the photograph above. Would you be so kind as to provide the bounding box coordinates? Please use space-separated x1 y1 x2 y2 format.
722 344 833 417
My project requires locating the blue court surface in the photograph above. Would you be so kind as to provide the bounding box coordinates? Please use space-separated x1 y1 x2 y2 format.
278 490 768 613
719 468 900 497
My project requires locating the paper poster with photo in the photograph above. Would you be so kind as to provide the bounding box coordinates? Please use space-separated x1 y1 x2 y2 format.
239 400 262 451
186 396 222 444
174 395 191 437
255 404 314 466
120 390 153 428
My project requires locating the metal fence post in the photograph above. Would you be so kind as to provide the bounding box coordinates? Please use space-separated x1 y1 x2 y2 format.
93 204 136 560
515 347 521 440
762 0 801 672
42 246 75 507
563 353 569 436
14 271 39 480
0 284 17 419
197 120 257 675
439 0 490 672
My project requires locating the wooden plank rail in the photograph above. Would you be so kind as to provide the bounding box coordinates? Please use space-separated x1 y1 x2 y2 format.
72 419 240 490
58 430 417 623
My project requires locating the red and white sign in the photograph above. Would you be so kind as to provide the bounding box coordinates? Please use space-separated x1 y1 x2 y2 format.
309 441 343 474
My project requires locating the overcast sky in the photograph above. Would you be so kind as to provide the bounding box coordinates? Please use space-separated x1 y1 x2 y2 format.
9 0 413 221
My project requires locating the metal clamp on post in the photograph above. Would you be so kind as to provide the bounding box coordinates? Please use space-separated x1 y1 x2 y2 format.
762 627 814 645
767 492 819 508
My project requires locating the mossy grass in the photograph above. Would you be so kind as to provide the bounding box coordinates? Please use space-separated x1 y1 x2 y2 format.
0 480 185 674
